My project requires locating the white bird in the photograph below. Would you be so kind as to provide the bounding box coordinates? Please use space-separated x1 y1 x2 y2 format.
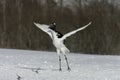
34 22 92 71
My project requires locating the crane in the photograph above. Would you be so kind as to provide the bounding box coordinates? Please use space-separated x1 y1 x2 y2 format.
34 22 91 71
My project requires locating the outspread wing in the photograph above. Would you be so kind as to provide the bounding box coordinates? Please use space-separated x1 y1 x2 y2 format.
34 22 52 38
60 22 92 41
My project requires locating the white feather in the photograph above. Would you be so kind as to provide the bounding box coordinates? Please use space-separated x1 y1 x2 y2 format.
60 22 92 41
34 22 53 38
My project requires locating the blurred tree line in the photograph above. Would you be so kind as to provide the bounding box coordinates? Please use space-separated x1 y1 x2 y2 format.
0 0 120 54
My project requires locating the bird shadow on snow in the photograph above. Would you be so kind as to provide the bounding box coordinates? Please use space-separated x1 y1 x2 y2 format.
17 66 59 73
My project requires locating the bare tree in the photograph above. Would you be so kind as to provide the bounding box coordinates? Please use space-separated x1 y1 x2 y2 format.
1 0 7 47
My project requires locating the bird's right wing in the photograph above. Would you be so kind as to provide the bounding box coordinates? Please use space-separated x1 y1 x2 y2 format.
34 22 52 38
60 22 92 41
34 22 50 33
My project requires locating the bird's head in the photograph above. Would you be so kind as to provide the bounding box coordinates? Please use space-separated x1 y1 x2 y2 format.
52 22 56 26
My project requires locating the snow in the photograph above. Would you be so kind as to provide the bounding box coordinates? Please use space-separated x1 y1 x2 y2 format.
0 49 120 80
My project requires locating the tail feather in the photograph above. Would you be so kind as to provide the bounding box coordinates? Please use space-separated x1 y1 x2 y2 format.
60 47 70 54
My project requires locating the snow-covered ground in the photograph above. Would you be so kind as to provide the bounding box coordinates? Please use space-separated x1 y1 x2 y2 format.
0 49 120 80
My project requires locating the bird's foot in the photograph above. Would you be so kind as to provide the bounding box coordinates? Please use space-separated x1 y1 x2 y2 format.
59 68 62 71
67 67 71 72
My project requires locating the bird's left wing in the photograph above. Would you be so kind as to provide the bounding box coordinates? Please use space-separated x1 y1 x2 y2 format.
34 22 52 38
60 22 92 41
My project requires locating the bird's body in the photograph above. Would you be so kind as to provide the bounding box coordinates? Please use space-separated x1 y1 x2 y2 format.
34 22 91 71
49 31 69 54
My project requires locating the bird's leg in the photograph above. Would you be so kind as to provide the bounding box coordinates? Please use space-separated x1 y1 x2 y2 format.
64 55 71 71
59 56 62 71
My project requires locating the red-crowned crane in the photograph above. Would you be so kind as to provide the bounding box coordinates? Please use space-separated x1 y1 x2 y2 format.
34 22 91 71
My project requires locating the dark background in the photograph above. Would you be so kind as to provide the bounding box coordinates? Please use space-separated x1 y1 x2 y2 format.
0 0 120 55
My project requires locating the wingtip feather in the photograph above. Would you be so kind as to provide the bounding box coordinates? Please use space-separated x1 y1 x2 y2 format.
88 21 92 25
33 22 37 25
